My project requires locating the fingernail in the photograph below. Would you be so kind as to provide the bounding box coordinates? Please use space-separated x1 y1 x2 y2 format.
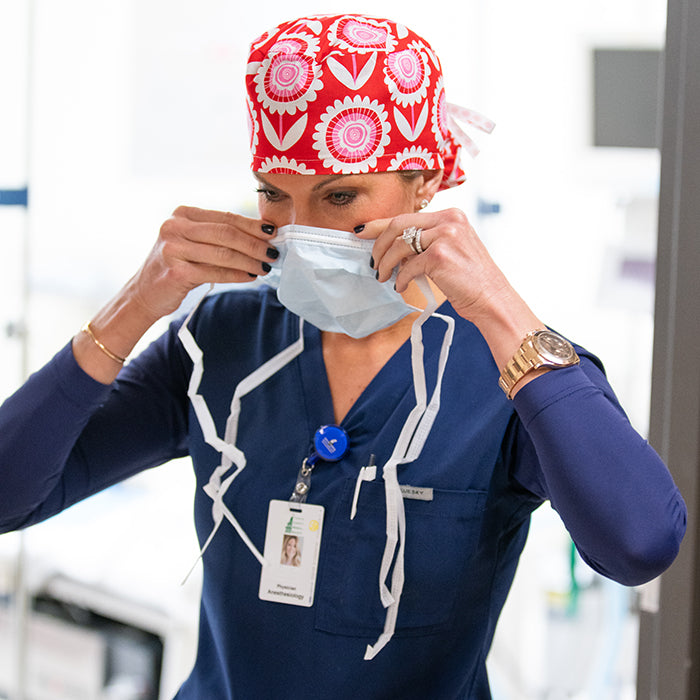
393 283 397 292
375 270 379 280
354 224 365 234
266 247 279 260
369 256 374 269
261 224 275 234
248 273 257 278
262 262 272 273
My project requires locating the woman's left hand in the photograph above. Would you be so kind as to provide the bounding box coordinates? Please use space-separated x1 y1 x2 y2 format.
355 207 546 376
356 208 511 325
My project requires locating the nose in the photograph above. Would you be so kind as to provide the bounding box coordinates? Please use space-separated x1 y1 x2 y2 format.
267 201 315 229
285 201 318 228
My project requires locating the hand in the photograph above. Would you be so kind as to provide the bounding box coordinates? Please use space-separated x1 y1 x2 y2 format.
356 207 512 324
131 205 278 320
72 206 278 385
356 207 546 377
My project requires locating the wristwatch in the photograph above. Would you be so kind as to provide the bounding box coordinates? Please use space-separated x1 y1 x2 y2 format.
499 329 580 399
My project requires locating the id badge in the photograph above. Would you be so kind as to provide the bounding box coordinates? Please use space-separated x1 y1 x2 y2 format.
258 500 324 607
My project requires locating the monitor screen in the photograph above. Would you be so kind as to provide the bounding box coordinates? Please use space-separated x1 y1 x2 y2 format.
593 48 662 149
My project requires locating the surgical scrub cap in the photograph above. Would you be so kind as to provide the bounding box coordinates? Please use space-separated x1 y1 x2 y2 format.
245 14 493 190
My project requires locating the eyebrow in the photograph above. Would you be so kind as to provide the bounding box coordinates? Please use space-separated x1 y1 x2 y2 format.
253 172 353 194
312 175 351 191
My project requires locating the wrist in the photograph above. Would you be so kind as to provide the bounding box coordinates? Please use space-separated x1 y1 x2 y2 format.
463 286 546 372
73 281 161 384
81 321 127 365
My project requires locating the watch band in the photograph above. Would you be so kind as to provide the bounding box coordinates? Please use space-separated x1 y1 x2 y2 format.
498 338 537 399
498 330 579 399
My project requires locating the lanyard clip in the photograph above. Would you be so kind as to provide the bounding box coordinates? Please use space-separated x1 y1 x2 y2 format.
289 425 349 503
291 455 316 503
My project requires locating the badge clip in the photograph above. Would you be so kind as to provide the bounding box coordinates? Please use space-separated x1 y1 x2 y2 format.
290 424 349 503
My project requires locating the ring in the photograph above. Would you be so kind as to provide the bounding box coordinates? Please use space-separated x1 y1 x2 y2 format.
401 226 424 254
413 228 424 254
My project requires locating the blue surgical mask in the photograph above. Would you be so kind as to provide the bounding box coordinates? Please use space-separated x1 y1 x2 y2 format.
263 224 415 338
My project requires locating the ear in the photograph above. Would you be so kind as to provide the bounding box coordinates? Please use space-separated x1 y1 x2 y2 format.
413 169 443 208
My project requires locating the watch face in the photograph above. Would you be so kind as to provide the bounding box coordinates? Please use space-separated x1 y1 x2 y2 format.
533 331 578 365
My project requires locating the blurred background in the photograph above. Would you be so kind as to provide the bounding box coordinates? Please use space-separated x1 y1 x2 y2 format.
0 0 667 697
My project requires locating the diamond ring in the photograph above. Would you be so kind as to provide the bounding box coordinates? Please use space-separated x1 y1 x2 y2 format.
401 226 424 254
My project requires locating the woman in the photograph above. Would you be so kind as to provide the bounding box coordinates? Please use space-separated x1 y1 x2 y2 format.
281 535 302 567
0 13 685 699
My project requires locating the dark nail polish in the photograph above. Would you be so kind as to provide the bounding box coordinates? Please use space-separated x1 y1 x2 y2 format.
261 224 275 234
369 256 374 269
262 262 272 273
354 224 365 234
267 247 279 260
393 283 397 292
375 270 379 280
248 273 257 278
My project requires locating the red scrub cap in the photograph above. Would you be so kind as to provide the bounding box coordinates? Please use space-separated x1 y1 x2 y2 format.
245 14 494 190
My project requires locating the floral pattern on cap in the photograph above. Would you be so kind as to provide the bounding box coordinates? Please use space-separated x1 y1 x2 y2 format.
246 14 493 189
328 15 396 53
258 156 316 174
431 77 450 152
313 96 391 172
390 146 436 171
384 42 431 107
267 32 320 58
246 95 260 153
254 51 323 116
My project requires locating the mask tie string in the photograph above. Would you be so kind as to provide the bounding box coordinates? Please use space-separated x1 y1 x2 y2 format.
178 286 305 581
365 276 455 660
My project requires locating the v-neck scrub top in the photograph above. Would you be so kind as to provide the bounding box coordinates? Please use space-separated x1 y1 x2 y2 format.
0 287 686 699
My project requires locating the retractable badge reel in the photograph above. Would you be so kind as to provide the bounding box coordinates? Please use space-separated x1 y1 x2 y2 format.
290 424 349 502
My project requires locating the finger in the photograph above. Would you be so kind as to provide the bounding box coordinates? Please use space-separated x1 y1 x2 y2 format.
375 218 438 283
184 220 279 266
392 253 428 293
352 217 393 266
163 257 269 292
353 217 408 278
167 236 276 278
171 205 277 241
163 213 279 272
355 214 437 278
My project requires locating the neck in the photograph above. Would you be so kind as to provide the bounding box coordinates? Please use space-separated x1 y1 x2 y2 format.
320 278 445 423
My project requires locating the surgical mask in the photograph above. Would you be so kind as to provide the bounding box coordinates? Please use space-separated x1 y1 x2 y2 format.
262 224 415 338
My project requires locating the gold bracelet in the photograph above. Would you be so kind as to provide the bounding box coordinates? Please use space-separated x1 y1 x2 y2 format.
81 321 127 365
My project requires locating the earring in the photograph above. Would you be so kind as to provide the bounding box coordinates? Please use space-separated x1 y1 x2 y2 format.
418 199 429 210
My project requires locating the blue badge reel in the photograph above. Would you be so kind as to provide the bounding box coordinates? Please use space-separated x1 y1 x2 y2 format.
291 425 349 502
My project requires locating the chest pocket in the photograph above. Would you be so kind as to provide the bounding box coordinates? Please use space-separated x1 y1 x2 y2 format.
314 478 487 637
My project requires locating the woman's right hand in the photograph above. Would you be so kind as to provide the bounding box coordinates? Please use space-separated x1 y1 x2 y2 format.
73 206 276 384
132 205 278 320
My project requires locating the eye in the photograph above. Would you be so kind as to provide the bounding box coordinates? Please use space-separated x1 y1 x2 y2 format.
256 187 283 203
326 191 357 207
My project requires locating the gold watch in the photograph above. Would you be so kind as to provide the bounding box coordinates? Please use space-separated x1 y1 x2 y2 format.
499 330 579 399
